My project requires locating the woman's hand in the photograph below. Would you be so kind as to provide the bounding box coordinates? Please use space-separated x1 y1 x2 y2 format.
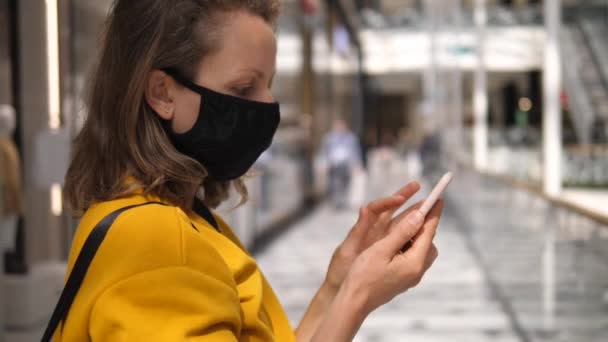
297 183 421 342
344 200 442 313
324 182 421 296
310 201 443 342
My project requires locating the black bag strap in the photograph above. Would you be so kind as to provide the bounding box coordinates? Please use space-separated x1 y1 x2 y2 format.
193 198 220 233
41 202 165 341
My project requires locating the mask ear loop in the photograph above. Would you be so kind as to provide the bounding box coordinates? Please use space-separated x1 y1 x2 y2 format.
161 68 205 94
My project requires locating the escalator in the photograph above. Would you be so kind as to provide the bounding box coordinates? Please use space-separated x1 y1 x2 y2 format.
562 4 608 145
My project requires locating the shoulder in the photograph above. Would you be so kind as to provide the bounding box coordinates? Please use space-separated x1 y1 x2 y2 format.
210 211 247 250
74 196 223 272
83 198 184 241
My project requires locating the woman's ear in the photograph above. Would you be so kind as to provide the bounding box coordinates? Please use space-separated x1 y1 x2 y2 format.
145 70 175 120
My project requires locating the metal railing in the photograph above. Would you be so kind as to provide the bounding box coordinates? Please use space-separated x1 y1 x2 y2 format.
443 164 608 341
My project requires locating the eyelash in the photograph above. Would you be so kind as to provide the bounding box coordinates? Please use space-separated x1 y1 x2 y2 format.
234 85 254 97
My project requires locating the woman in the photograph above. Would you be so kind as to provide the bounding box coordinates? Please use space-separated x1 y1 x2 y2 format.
56 1 443 341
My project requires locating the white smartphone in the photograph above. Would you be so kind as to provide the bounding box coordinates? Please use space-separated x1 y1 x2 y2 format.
419 172 453 218
401 172 453 252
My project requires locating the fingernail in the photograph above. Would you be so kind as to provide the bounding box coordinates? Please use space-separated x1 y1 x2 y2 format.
407 211 424 227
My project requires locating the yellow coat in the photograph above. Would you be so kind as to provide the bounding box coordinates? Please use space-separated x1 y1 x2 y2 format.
54 194 297 341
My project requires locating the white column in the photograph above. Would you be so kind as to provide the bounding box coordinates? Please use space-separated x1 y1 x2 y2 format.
543 0 562 197
18 0 64 264
473 0 488 170
423 0 439 124
452 0 464 159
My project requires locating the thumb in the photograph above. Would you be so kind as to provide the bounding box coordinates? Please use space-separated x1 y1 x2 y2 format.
377 210 424 257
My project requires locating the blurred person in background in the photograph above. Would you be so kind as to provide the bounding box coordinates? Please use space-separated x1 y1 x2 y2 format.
510 97 539 146
49 1 444 341
591 116 607 144
0 104 24 273
396 128 423 180
420 129 441 175
321 118 363 209
294 113 316 203
367 133 399 199
377 133 397 159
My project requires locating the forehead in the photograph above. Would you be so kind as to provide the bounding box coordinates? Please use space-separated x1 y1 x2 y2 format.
199 11 277 77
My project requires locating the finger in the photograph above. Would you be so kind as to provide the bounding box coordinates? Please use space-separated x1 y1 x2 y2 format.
366 195 406 218
424 244 439 270
366 210 394 244
375 210 393 233
407 200 444 262
376 209 425 257
357 182 422 245
373 196 421 236
345 206 372 242
393 181 421 198
368 182 420 215
393 201 424 224
405 244 437 287
374 198 417 234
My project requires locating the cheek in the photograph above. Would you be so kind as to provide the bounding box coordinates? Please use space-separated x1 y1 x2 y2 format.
172 92 201 133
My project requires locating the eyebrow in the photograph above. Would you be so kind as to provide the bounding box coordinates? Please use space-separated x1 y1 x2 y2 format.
240 68 264 79
238 68 276 87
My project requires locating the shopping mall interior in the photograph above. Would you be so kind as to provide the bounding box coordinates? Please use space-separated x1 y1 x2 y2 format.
0 0 607 341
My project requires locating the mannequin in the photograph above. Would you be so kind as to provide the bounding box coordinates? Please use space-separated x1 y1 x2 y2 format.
0 104 22 261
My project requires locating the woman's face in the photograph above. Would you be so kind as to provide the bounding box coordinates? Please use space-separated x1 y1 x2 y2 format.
148 10 277 133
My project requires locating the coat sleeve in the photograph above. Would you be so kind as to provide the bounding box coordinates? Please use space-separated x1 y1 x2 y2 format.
89 265 242 341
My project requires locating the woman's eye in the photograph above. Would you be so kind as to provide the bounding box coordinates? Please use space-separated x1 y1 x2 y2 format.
234 86 253 97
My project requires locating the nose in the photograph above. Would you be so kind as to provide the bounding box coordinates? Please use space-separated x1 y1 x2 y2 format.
260 89 274 103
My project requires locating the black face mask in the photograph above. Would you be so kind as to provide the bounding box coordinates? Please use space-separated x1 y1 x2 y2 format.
159 68 280 182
